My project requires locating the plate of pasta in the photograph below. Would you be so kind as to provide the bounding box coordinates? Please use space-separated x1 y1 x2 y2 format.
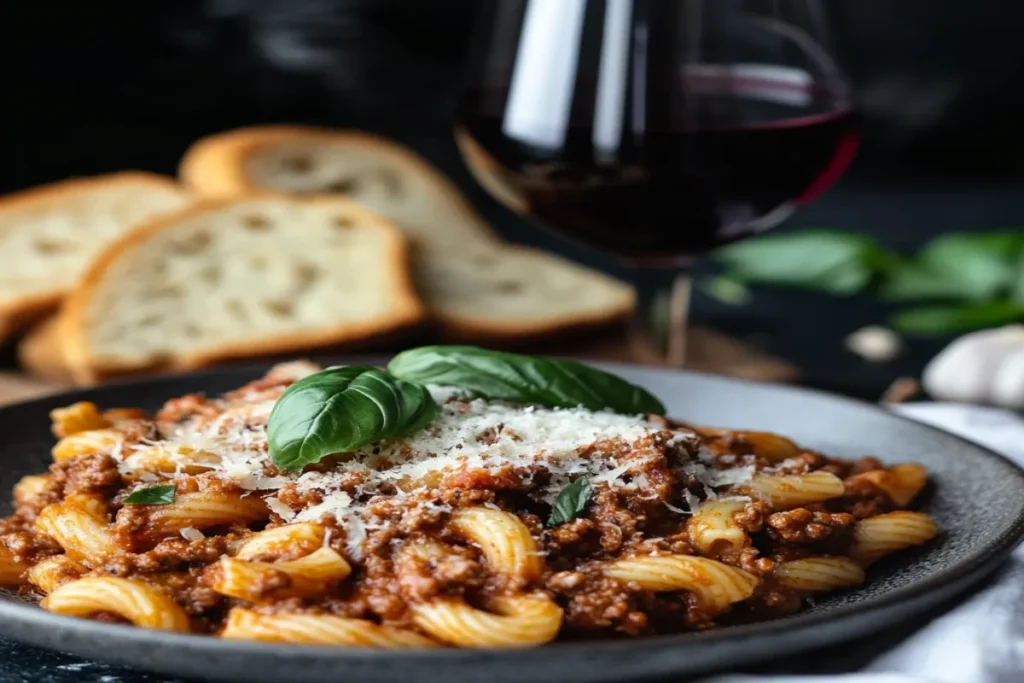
0 347 1022 683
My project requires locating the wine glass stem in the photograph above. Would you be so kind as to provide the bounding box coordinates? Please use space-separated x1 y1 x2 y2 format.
629 264 693 368
666 272 692 367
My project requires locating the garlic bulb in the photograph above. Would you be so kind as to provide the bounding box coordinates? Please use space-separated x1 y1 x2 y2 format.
922 325 1024 409
845 325 903 362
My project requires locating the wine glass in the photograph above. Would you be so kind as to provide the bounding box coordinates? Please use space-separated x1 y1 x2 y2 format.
454 0 859 366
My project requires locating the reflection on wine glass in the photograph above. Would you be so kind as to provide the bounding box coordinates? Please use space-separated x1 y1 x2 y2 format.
455 0 859 366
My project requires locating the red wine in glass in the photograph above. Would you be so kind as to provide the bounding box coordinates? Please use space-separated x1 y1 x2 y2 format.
456 0 858 362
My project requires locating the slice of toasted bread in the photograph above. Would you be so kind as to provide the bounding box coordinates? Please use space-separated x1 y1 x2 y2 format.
179 126 498 249
18 314 73 383
180 125 637 342
419 243 635 342
60 195 426 385
0 173 190 342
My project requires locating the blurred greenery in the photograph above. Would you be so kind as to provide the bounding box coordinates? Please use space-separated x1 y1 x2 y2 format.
889 301 1024 334
714 229 1024 335
698 275 752 306
882 232 1024 302
715 230 893 296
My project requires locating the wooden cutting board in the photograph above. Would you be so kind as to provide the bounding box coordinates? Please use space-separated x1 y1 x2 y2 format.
0 372 65 406
0 327 797 407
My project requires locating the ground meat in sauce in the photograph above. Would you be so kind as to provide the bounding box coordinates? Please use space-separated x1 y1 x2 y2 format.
0 530 59 564
0 367 932 642
772 451 828 475
103 536 238 576
154 393 222 430
52 454 122 499
839 473 895 519
106 418 157 444
557 568 650 634
766 508 856 545
734 501 771 534
390 541 487 603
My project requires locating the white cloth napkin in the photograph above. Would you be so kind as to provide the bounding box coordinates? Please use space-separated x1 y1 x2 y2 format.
705 403 1024 683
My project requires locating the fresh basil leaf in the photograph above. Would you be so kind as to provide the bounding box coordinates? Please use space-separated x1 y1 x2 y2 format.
396 378 441 435
388 346 665 415
1012 248 1024 304
123 484 175 505
699 275 752 306
887 232 1024 302
268 366 440 472
880 259 972 302
889 301 1024 335
548 477 593 526
715 230 890 295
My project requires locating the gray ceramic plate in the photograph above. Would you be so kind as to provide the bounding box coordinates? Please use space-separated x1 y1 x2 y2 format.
1 360 1023 683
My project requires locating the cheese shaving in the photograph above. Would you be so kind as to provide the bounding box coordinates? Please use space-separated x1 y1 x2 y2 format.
293 492 353 523
265 497 297 522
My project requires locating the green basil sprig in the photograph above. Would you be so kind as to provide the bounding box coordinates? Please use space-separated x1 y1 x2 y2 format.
716 230 894 296
548 477 593 526
882 232 1024 303
266 350 666 472
890 301 1024 335
268 366 439 472
123 484 175 505
388 346 665 415
714 228 1024 335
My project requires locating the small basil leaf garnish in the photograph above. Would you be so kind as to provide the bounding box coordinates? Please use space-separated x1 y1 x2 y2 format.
268 366 439 472
548 477 593 526
123 484 176 505
388 346 665 415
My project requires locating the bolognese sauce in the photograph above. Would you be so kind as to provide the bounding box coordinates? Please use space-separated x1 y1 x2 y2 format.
0 361 937 646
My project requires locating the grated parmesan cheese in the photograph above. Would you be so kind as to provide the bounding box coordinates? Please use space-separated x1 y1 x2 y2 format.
682 489 703 512
590 461 634 484
664 501 691 515
682 461 756 492
293 492 353 523
107 378 756 559
266 497 297 522
344 516 367 561
233 474 291 491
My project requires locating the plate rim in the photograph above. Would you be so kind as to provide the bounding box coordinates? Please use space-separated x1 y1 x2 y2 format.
1 359 1023 676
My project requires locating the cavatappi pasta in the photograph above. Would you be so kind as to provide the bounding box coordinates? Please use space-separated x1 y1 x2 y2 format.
0 361 938 647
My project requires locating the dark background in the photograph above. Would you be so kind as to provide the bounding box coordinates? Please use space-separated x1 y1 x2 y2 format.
2 0 1024 400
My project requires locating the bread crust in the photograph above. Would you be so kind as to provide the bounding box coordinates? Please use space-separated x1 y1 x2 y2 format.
178 125 499 242
428 246 634 344
434 308 635 344
18 314 73 383
60 193 427 385
0 172 187 342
